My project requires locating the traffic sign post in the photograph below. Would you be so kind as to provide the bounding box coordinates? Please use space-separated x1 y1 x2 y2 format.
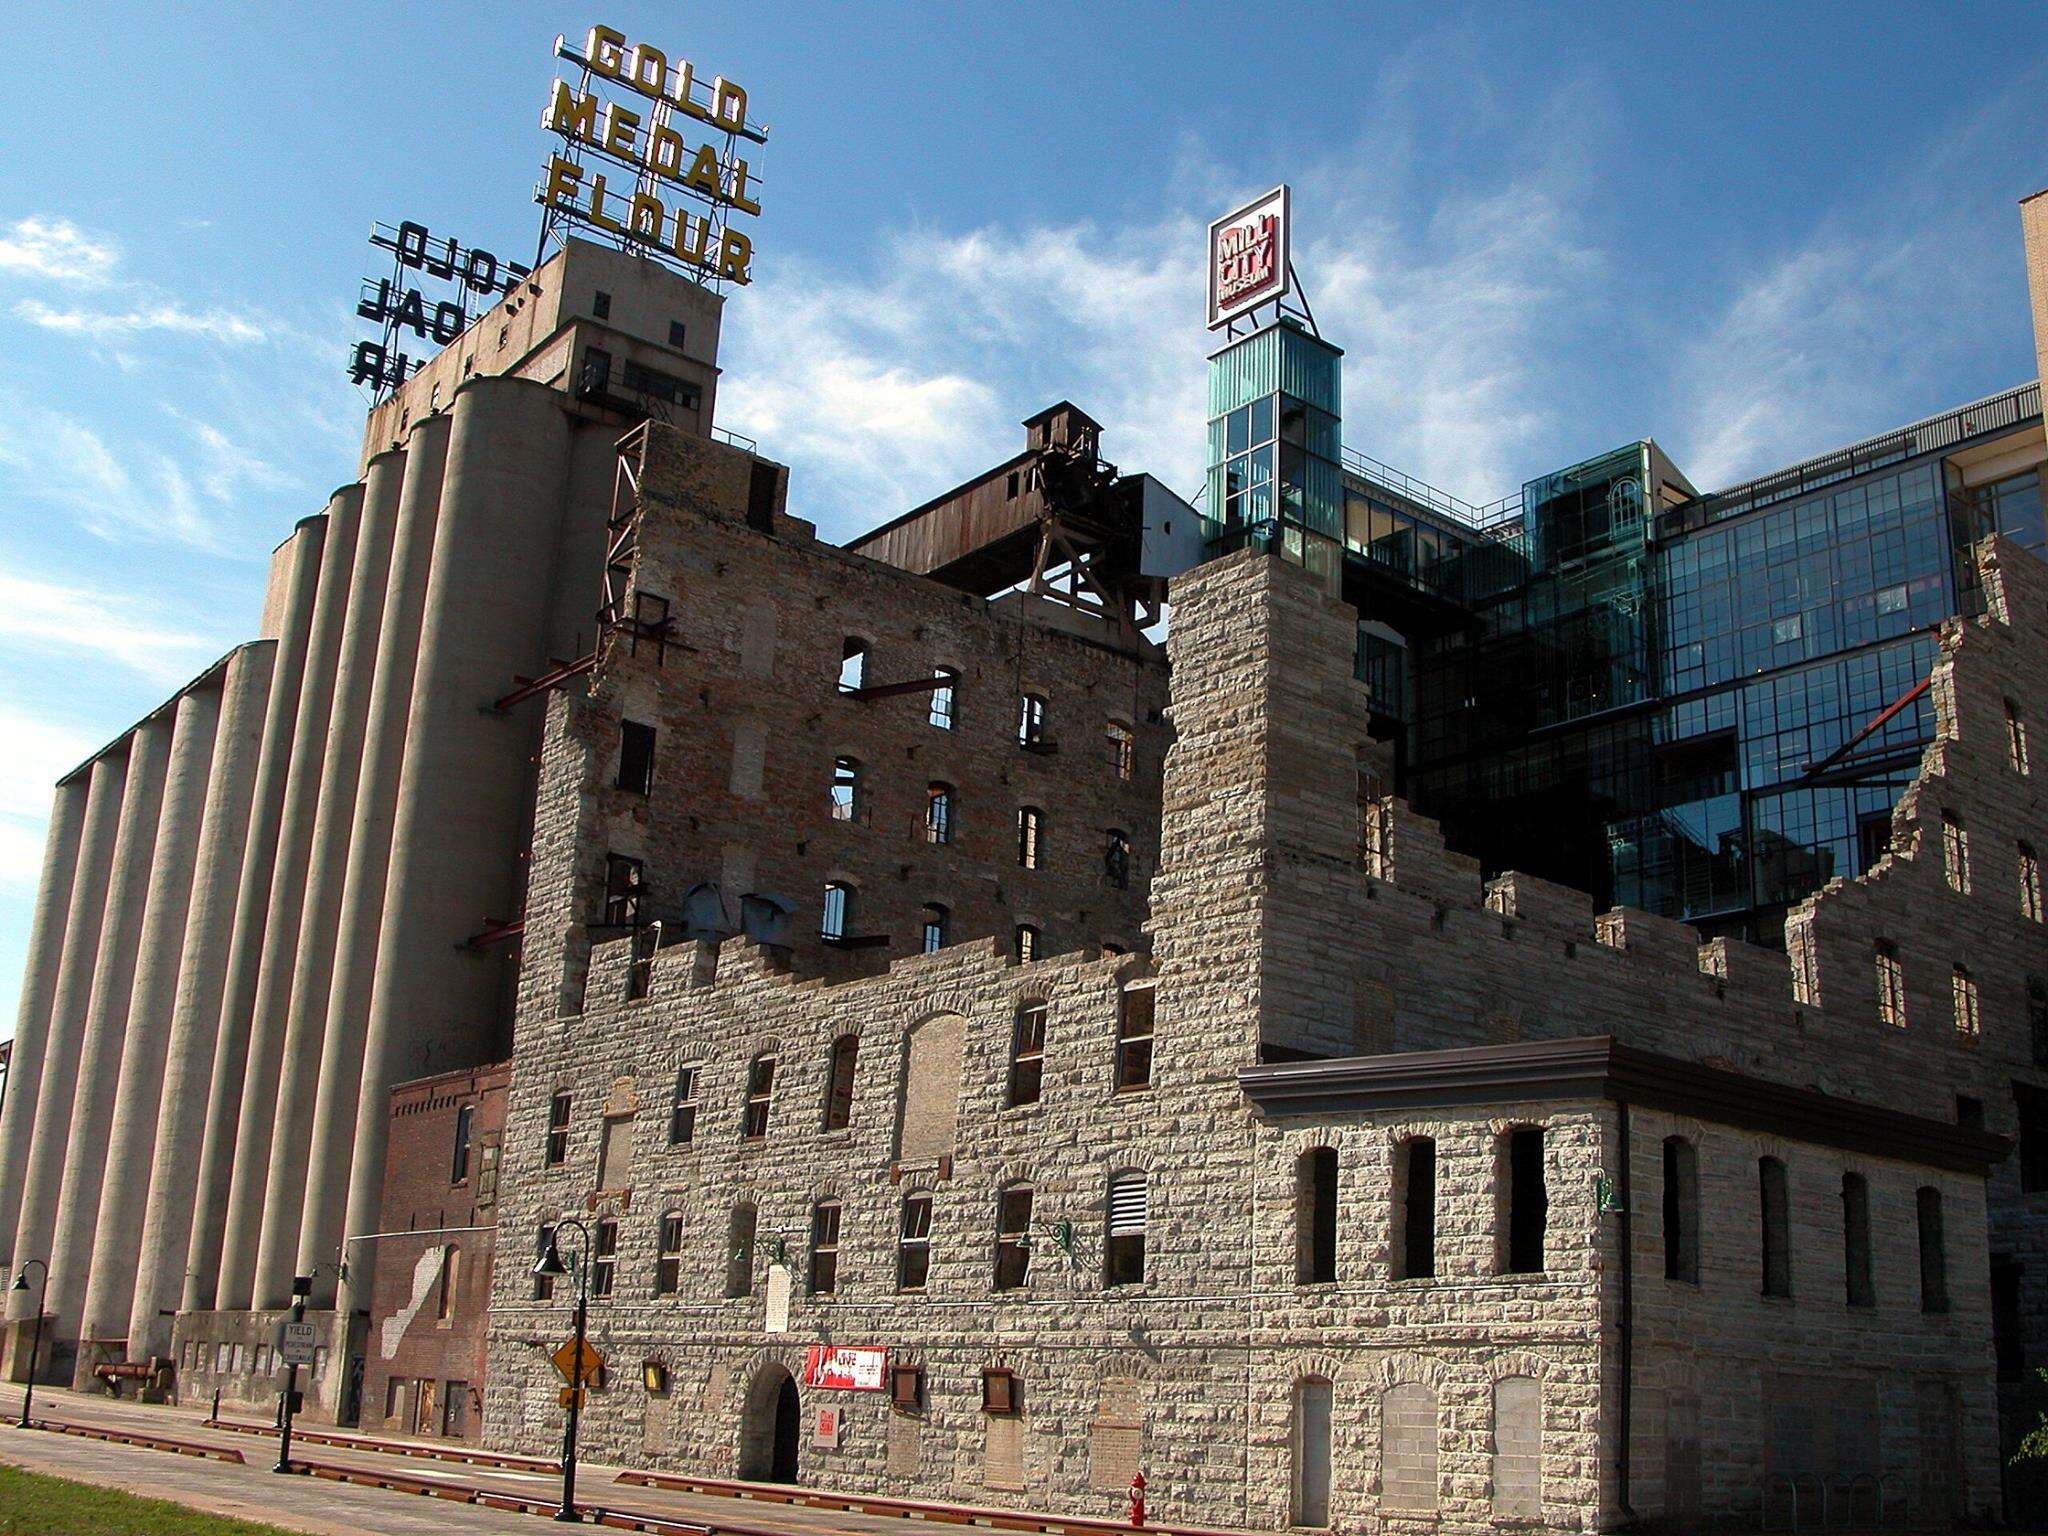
274 1277 313 1474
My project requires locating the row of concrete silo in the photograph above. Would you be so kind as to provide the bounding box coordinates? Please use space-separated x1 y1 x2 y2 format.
0 373 609 1393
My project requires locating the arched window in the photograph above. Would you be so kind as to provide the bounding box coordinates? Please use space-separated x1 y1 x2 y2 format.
1104 828 1132 889
649 1209 684 1295
725 1202 757 1297
1759 1157 1790 1297
837 637 867 693
823 1035 859 1132
1875 940 1906 1027
1502 1126 1547 1274
1017 806 1043 869
1009 1003 1047 1107
995 1184 1033 1291
1106 719 1134 780
1393 1135 1436 1279
1014 924 1039 963
821 881 854 941
897 1194 933 1291
1662 1136 1699 1283
925 782 953 844
1841 1173 1873 1307
1115 981 1154 1090
742 1053 776 1139
1290 1376 1333 1527
1105 1171 1147 1287
436 1245 460 1320
1296 1148 1338 1285
1918 1186 1948 1313
830 757 861 821
544 1092 571 1166
667 1064 698 1146
1381 1381 1439 1512
810 1200 842 1295
928 667 958 729
921 903 948 954
1017 693 1047 747
451 1104 474 1183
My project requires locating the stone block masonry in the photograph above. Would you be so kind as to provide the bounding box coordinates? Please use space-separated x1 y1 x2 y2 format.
482 414 2042 1531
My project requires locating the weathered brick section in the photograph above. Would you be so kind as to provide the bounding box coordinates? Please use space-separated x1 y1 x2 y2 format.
485 470 2045 1530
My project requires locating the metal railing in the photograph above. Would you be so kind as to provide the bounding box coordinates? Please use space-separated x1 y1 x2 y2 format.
1340 446 1526 536
1690 379 2042 529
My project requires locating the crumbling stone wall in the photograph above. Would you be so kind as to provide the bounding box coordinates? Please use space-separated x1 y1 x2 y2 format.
486 520 2038 1528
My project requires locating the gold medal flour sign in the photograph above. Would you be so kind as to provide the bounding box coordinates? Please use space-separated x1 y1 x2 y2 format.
539 24 767 285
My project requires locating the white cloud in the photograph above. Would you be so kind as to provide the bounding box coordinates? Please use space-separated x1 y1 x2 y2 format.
0 704 98 892
14 297 270 344
0 216 118 285
0 569 221 686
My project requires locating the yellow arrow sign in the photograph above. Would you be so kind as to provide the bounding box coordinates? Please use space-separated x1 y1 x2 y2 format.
551 1337 603 1387
559 1386 586 1412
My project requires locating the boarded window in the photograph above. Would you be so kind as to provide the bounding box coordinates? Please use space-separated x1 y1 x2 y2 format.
897 1194 932 1291
1115 983 1154 1090
1296 1148 1338 1285
810 1201 841 1295
1380 1381 1438 1513
742 1055 775 1140
899 1013 965 1161
1917 1186 1948 1313
655 1209 683 1294
1760 1157 1791 1298
1291 1377 1332 1527
1503 1127 1547 1274
1008 1004 1047 1107
545 1092 571 1166
668 1066 698 1146
1017 807 1043 869
1842 1173 1873 1307
823 1036 859 1131
597 1114 636 1192
725 1203 757 1297
1089 1377 1145 1493
1663 1137 1699 1284
618 720 656 794
1491 1376 1541 1520
994 1185 1032 1291
1393 1136 1436 1280
436 1246 460 1320
1105 1172 1147 1286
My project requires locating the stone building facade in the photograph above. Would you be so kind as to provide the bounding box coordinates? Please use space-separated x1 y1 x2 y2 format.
481 413 2041 1531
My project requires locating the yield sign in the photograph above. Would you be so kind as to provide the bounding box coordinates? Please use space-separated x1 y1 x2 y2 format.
552 1336 603 1387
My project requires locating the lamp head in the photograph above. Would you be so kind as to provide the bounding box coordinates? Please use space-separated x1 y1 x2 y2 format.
8 1272 24 1293
532 1235 568 1280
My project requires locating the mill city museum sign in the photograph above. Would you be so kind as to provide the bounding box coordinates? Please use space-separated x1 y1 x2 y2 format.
1207 184 1291 329
540 23 767 285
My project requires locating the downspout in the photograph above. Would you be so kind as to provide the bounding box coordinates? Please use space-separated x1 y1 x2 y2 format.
1615 1098 1638 1528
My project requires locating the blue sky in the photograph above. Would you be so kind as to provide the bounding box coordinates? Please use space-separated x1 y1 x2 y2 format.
0 1 2044 1031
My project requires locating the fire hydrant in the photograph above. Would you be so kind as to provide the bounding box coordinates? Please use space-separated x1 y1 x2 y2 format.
1128 1471 1147 1529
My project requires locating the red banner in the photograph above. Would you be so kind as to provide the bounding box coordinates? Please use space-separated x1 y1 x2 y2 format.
802 1344 888 1391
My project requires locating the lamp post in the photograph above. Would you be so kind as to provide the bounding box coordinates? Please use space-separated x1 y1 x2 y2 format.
533 1219 591 1523
10 1262 45 1429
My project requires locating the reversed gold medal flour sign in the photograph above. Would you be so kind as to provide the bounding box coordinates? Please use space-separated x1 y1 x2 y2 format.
539 24 767 285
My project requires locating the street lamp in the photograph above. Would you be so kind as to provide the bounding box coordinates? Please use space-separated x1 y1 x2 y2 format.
10 1261 46 1430
533 1219 591 1523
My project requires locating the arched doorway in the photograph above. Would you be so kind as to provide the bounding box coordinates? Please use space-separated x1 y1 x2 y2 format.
738 1363 802 1484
